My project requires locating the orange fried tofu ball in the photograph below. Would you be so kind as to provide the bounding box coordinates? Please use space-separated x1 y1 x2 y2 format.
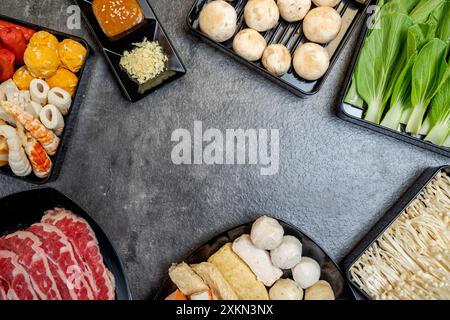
24 45 60 78
12 66 35 90
58 39 87 73
46 68 79 96
29 31 59 49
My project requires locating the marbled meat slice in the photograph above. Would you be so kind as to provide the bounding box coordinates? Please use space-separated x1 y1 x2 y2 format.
28 223 96 300
0 250 39 300
42 208 115 300
0 231 62 300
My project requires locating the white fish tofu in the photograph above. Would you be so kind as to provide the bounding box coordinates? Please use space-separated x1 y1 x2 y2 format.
232 234 283 287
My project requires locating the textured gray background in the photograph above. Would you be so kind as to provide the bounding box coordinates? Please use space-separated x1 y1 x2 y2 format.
0 0 447 300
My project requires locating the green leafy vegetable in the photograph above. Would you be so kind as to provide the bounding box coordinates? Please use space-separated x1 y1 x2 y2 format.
410 0 444 23
381 22 436 130
355 13 412 124
431 0 450 43
424 78 450 145
380 0 420 15
344 74 364 108
406 39 450 134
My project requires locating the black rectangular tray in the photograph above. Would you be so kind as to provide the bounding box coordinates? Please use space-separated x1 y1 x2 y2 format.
76 0 186 102
336 2 450 158
0 187 132 300
0 14 93 185
341 165 450 300
187 0 369 97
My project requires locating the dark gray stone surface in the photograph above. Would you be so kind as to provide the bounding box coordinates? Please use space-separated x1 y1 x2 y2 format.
0 0 447 300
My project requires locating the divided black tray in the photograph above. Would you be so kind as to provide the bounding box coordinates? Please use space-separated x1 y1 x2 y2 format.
76 0 186 102
336 2 450 158
187 0 369 97
155 219 355 300
0 14 93 184
0 188 132 300
341 166 450 300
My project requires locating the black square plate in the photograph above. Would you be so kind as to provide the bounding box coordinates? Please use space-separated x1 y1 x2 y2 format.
187 0 369 97
0 14 93 184
155 218 355 300
0 187 132 300
76 0 186 102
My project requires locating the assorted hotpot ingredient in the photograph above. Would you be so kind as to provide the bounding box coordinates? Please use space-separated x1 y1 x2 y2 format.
349 170 450 300
167 216 335 300
198 0 343 80
345 0 450 147
0 21 87 179
0 207 115 300
0 0 448 302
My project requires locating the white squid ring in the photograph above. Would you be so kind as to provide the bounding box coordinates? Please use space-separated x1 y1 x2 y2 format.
30 79 50 105
48 87 71 116
39 104 65 136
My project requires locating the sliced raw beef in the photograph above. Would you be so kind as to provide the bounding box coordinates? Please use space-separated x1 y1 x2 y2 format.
0 250 38 300
42 208 115 300
28 223 96 300
0 280 6 300
0 231 61 300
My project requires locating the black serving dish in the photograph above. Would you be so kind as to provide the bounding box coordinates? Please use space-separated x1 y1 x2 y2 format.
76 0 186 102
0 14 92 184
336 2 450 157
0 188 132 300
187 0 369 97
341 166 450 300
155 218 355 300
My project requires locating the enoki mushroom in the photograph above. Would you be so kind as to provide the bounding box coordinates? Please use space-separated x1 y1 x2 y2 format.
350 172 450 300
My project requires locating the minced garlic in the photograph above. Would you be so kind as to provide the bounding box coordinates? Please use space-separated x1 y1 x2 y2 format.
120 38 168 84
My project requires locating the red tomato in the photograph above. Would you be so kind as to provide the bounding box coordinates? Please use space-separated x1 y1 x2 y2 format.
0 48 15 82
0 27 27 65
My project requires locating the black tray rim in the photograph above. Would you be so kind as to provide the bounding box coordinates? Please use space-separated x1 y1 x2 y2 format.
341 165 450 300
335 1 450 158
0 187 133 300
154 217 356 300
186 0 370 97
75 0 187 102
0 13 93 184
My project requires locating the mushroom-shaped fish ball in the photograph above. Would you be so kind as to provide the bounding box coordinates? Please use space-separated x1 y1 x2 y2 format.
199 0 237 42
269 279 303 300
262 44 291 76
303 7 342 43
270 235 302 269
277 0 311 22
292 257 321 289
244 0 279 32
304 280 335 300
233 29 267 61
312 0 341 7
251 216 284 250
293 42 330 80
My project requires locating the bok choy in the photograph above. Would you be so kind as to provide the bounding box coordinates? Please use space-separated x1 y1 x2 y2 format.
424 78 450 145
381 22 435 130
355 13 412 124
410 0 444 23
406 39 450 135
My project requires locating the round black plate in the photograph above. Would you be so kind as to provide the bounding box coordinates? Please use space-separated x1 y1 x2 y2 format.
155 219 355 300
0 188 132 300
